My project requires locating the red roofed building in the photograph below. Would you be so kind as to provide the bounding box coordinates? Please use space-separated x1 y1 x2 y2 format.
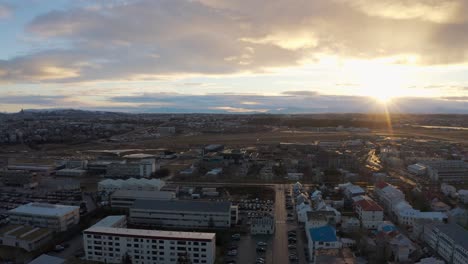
375 182 389 190
355 198 384 229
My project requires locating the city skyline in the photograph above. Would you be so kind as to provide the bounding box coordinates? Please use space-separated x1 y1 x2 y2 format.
1 0 468 113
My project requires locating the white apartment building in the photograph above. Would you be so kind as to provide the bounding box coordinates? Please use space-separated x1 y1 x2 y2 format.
354 199 384 229
8 203 80 232
398 208 447 227
83 216 216 264
250 216 275 235
98 178 165 195
110 190 176 209
130 200 234 228
423 223 468 264
374 182 405 214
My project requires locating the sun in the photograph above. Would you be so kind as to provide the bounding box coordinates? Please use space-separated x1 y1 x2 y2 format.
369 91 394 104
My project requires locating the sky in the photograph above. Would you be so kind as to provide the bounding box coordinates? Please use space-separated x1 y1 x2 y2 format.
0 0 468 113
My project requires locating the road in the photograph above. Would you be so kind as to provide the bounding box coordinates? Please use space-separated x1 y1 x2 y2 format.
268 184 289 264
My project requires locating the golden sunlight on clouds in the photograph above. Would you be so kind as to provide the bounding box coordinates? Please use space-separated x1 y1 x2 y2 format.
342 0 462 23
37 66 80 80
240 31 318 50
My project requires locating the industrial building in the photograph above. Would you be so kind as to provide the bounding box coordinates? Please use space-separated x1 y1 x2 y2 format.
110 190 176 209
83 216 216 264
420 160 468 182
0 170 39 188
106 158 159 178
129 200 235 228
98 178 165 195
8 203 80 232
0 225 52 252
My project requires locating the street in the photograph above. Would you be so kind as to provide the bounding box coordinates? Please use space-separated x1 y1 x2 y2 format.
269 184 288 264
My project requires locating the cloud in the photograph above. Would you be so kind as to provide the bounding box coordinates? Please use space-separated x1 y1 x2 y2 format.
0 0 467 83
282 90 320 97
0 95 67 105
105 92 468 113
0 4 11 19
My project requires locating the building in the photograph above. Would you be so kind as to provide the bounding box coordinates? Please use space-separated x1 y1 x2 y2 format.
306 225 342 263
354 199 384 229
28 254 65 264
110 190 176 209
458 190 468 204
0 225 52 252
250 216 275 235
0 170 39 188
420 160 468 182
408 163 427 176
342 184 366 199
98 178 165 195
8 203 80 232
106 159 159 178
130 200 234 229
374 182 405 214
93 215 127 228
55 168 86 177
83 216 216 264
423 223 468 264
341 217 360 233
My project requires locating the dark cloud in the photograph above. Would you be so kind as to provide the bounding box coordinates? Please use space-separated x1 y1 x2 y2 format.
0 95 67 105
282 90 319 97
107 92 468 113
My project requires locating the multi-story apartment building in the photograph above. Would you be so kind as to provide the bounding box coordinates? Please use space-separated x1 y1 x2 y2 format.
374 182 405 214
83 216 216 264
8 203 80 232
129 200 234 228
423 223 468 264
354 199 384 229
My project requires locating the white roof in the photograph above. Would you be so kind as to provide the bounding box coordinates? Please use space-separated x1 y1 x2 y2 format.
9 203 78 217
84 226 215 241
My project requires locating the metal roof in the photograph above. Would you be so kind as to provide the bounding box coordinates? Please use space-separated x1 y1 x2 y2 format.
132 199 231 213
9 203 79 217
309 225 338 242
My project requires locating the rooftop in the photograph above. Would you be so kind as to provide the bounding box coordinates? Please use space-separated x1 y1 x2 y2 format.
28 254 65 264
9 203 79 217
132 199 231 213
355 199 383 211
309 225 338 242
0 225 51 242
435 223 468 250
93 215 126 228
111 190 175 200
84 226 215 241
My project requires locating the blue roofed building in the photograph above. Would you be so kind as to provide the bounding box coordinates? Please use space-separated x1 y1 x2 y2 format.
306 225 342 263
